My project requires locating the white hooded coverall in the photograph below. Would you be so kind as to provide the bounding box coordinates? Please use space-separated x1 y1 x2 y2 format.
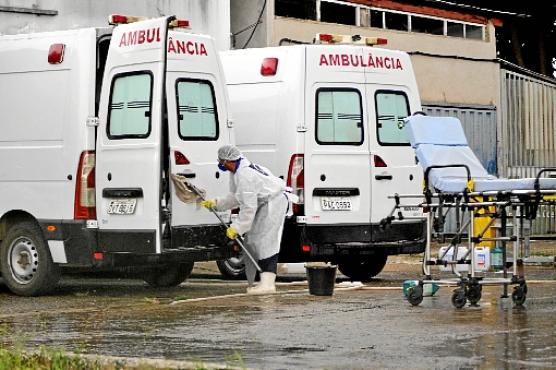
214 158 289 284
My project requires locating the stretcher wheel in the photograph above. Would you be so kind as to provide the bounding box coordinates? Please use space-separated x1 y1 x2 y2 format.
467 284 482 305
512 285 527 306
407 285 424 306
451 288 467 309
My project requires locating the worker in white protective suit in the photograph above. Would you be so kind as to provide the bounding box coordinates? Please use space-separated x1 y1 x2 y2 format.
201 145 291 295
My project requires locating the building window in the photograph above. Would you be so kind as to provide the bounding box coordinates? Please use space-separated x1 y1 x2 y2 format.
384 12 408 31
465 24 483 40
447 21 464 37
321 1 357 26
276 0 486 42
275 0 316 20
411 16 444 35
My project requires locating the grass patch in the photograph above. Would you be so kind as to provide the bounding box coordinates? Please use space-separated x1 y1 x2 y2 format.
0 345 100 370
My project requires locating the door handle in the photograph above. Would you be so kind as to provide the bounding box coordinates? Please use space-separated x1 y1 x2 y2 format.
375 175 393 180
178 172 196 179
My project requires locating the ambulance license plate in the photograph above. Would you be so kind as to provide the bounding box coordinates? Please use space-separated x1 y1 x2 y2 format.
107 199 137 215
321 197 352 211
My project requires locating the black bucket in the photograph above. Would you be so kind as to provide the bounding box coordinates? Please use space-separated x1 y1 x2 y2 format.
306 265 337 296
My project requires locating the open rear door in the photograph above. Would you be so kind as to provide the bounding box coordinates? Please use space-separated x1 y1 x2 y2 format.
164 32 232 244
96 17 172 254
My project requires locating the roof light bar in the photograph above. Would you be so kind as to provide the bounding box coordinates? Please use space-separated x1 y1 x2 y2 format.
169 19 190 28
316 33 388 46
108 14 146 25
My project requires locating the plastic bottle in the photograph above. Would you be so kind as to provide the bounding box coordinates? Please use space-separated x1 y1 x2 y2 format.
491 244 504 271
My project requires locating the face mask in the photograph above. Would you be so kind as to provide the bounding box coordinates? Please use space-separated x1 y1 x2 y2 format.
218 162 228 172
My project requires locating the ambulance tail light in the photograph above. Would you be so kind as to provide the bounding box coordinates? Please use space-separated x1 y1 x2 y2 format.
287 154 304 215
261 57 279 76
74 151 96 220
373 155 388 168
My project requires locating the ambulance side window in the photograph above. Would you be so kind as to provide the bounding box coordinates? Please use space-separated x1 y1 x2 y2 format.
108 72 152 139
375 91 410 146
175 79 218 141
316 88 363 145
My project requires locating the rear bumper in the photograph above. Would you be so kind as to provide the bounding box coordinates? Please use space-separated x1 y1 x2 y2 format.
280 219 426 261
39 221 232 269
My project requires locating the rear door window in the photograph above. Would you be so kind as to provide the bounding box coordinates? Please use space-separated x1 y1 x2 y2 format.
375 91 410 145
316 89 363 145
176 79 219 140
108 72 152 138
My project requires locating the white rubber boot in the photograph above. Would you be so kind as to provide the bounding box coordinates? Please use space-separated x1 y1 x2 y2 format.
246 272 276 295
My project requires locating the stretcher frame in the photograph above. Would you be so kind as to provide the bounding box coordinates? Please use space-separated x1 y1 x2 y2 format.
383 165 556 308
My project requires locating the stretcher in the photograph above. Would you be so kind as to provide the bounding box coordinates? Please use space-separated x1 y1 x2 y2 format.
383 114 556 308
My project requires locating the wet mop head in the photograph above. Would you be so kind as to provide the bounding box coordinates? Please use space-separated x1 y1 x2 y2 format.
170 174 206 204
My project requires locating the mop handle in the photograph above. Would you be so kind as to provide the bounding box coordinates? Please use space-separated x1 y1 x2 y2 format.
185 180 262 273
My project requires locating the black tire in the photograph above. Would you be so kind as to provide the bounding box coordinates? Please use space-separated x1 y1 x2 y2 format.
407 285 424 306
512 285 527 306
467 284 482 305
216 255 246 280
143 262 194 287
338 253 388 281
0 221 61 296
451 288 467 309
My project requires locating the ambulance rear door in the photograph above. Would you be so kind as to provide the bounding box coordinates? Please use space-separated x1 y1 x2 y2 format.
96 17 172 254
165 32 231 231
303 45 372 226
364 50 423 223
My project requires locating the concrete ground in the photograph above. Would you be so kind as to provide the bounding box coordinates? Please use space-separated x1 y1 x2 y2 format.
0 252 555 369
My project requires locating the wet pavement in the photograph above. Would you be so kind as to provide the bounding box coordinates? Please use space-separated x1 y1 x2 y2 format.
1 261 556 369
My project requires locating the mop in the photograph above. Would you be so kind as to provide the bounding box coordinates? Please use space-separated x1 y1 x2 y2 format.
170 173 262 273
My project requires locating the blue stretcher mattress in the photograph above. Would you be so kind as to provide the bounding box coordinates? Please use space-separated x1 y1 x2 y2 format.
405 115 556 193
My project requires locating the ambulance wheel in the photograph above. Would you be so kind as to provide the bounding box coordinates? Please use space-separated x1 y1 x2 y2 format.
216 255 246 280
467 284 482 305
0 221 61 296
512 285 527 306
407 285 424 306
338 253 388 281
451 288 467 309
143 262 194 287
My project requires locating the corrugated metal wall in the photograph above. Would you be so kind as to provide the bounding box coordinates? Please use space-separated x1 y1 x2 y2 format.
499 69 556 235
423 104 497 174
422 104 497 234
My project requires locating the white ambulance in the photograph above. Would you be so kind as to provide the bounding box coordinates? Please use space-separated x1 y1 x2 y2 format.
0 15 233 295
220 34 425 280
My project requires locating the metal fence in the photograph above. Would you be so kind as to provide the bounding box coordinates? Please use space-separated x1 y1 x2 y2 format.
499 69 556 236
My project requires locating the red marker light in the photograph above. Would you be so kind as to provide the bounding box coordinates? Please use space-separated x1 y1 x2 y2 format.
48 43 65 64
170 19 190 28
109 14 128 24
261 57 278 76
373 155 388 168
93 252 104 261
302 245 311 252
376 38 388 45
174 150 190 165
319 33 334 42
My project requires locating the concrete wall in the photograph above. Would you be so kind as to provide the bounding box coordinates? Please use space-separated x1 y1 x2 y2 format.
271 16 500 107
0 0 230 50
230 0 271 49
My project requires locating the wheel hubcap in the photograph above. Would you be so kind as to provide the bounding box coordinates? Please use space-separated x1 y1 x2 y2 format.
8 237 39 284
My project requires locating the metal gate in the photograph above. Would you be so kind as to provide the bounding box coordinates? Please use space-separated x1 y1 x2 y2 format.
499 68 556 235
